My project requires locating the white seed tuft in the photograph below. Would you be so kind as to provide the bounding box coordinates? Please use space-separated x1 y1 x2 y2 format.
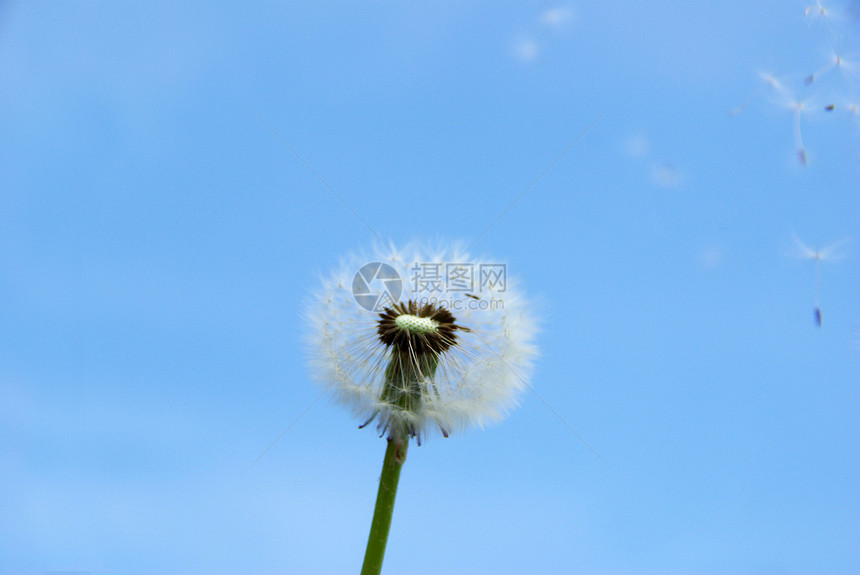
305 241 538 442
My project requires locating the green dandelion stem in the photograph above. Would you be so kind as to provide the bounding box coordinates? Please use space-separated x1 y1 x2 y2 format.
361 437 409 575
362 326 441 574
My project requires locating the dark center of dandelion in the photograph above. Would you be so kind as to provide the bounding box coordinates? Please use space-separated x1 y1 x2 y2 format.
376 300 469 355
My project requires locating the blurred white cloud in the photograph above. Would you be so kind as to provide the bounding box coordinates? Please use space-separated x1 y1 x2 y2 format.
625 134 652 159
513 38 540 62
623 133 684 188
650 163 684 188
539 6 576 30
699 245 726 269
511 5 576 63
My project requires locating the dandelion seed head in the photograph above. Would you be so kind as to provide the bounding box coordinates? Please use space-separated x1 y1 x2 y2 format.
306 241 538 443
394 314 439 335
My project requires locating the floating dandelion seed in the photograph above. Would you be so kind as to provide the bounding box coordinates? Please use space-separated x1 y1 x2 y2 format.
805 0 830 18
737 3 860 164
792 100 811 165
803 0 844 38
792 233 850 327
819 93 860 121
834 95 860 121
729 72 784 116
306 242 538 575
805 47 858 85
729 72 782 116
758 72 815 165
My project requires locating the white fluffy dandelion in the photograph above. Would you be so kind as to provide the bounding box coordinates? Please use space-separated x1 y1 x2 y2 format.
306 241 537 444
307 241 538 574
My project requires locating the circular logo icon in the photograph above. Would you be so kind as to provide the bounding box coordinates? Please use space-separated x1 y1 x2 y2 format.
352 262 402 312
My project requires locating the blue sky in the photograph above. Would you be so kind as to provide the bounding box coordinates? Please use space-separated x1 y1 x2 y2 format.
1 2 858 574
